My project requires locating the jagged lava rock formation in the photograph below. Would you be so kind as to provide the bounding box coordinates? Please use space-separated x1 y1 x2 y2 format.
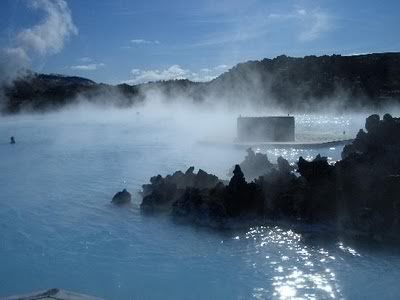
140 114 400 240
141 167 221 214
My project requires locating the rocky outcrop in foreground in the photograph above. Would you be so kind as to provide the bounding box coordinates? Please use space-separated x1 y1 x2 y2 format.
231 148 275 180
141 167 221 214
140 114 400 240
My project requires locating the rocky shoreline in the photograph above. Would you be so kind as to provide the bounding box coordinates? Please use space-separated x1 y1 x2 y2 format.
137 114 400 241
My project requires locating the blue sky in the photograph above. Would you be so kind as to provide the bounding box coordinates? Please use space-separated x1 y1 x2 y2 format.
1 0 400 84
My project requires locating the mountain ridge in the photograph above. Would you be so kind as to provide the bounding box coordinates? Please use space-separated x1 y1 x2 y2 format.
2 52 400 114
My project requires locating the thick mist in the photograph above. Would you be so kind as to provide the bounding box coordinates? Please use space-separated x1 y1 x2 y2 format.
2 90 400 300
2 90 387 182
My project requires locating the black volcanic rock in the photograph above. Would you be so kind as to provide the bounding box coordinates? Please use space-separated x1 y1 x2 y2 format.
171 165 264 226
140 114 400 241
140 167 221 213
233 148 274 180
297 154 334 182
112 189 131 205
277 156 292 174
224 165 264 218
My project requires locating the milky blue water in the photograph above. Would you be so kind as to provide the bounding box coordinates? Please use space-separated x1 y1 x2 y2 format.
1 109 400 299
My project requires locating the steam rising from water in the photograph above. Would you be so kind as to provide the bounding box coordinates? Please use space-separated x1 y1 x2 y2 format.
0 0 77 88
2 106 400 299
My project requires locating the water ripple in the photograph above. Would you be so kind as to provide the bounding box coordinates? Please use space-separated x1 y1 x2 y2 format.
234 226 342 299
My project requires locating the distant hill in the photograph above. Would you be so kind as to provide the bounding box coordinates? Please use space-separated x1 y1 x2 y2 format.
207 52 400 109
2 52 400 114
2 72 144 113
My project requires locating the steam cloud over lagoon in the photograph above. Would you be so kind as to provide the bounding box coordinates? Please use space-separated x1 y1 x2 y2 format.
0 0 77 83
2 53 400 115
1 1 400 299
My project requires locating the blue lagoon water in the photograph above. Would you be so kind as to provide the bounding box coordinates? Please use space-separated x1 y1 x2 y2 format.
1 109 400 299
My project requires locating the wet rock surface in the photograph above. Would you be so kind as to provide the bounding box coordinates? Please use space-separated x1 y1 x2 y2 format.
140 167 221 213
139 114 400 241
111 189 131 205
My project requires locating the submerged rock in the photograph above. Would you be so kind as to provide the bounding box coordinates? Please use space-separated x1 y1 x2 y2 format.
112 189 131 205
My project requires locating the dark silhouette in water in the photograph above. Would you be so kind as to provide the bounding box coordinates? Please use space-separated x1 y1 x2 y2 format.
138 114 400 241
112 189 131 205
230 148 282 180
10 136 15 144
140 167 220 214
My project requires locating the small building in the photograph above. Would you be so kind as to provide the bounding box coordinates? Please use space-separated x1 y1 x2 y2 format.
237 116 295 142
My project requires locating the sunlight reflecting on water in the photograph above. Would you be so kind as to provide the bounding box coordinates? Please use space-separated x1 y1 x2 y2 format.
250 113 365 165
296 114 351 127
237 226 342 299
2 112 399 299
266 147 339 164
337 242 361 257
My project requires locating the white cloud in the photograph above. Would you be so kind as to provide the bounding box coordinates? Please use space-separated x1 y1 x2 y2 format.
123 64 230 84
214 64 229 71
16 0 78 55
122 39 161 50
0 0 77 83
344 52 371 56
70 63 105 71
297 10 331 42
126 65 189 84
195 17 269 47
70 57 105 71
297 9 307 16
78 57 93 63
268 8 331 42
196 6 332 47
130 39 160 45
